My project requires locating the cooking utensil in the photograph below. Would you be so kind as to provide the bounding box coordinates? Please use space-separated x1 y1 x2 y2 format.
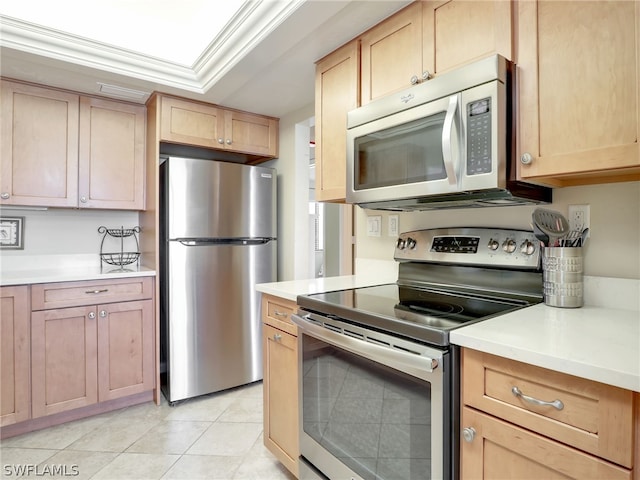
532 208 570 247
579 227 589 247
531 223 550 247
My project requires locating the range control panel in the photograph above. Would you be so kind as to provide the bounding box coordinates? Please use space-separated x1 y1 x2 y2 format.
394 227 540 269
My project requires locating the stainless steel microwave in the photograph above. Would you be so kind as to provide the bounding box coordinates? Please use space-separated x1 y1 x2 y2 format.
346 55 551 210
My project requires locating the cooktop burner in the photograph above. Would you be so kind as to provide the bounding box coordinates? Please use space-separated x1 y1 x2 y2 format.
298 283 533 346
297 228 544 347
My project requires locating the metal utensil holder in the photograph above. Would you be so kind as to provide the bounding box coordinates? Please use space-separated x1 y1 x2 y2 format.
98 226 141 268
541 247 583 308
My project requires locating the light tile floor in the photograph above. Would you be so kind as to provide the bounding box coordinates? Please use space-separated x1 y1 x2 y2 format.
1 382 296 480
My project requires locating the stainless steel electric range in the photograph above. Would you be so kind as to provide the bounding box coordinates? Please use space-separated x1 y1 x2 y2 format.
293 227 544 480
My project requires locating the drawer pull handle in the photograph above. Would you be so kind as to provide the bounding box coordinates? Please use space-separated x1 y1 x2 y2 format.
512 386 564 411
273 310 288 318
86 289 109 294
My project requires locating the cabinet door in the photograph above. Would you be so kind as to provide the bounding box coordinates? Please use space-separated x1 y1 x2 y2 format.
360 1 423 105
97 300 154 402
423 0 513 75
159 96 225 149
461 407 631 480
0 80 79 207
224 110 278 158
31 306 98 418
263 323 299 477
79 97 146 210
0 286 30 426
517 0 640 186
315 40 359 202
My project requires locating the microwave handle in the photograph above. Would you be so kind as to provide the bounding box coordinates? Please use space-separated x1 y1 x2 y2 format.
442 94 460 186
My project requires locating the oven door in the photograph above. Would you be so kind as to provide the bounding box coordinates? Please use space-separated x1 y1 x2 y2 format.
292 312 448 480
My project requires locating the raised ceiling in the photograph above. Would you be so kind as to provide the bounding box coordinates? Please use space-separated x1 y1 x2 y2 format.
0 0 412 118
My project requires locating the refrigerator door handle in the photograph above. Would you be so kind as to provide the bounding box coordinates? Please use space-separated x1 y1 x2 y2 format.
175 238 274 247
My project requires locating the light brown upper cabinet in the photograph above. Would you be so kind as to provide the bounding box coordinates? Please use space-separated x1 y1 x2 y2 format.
360 2 423 105
159 95 279 159
1 80 79 207
360 1 512 106
79 97 146 210
0 79 147 210
516 0 640 186
314 40 360 202
423 0 513 75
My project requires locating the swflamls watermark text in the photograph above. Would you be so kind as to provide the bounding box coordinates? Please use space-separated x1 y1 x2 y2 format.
3 464 79 477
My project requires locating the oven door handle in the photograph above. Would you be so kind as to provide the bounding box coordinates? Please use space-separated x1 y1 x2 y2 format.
292 314 441 381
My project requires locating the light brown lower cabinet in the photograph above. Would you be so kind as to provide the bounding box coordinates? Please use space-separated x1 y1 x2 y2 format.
461 348 638 479
461 406 632 480
261 294 299 477
0 286 31 426
31 299 154 418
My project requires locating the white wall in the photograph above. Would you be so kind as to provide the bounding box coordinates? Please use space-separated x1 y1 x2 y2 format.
266 102 315 281
355 181 640 279
0 208 139 258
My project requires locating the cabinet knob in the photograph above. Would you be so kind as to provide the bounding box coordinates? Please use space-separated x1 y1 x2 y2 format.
422 71 432 81
0 192 9 199
226 139 232 145
462 427 476 443
218 138 224 144
410 75 419 85
99 310 107 318
520 152 533 165
88 311 96 319
80 196 88 203
273 333 282 341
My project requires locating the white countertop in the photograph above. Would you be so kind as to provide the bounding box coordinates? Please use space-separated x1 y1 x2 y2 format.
258 269 640 393
1 254 156 285
450 303 640 392
256 272 397 302
256 258 398 301
451 275 640 392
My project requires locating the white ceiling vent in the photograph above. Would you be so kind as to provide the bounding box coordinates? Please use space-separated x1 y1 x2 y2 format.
97 82 150 102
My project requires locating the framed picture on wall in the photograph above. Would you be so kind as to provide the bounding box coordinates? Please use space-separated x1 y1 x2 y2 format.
0 216 25 249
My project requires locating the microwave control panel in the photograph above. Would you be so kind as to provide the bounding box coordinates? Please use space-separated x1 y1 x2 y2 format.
466 97 492 176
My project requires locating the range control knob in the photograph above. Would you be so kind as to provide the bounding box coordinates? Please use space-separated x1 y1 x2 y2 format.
502 238 517 254
396 238 406 250
406 237 417 250
487 239 500 251
520 240 536 255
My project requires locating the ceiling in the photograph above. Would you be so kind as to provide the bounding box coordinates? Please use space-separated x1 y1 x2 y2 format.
0 0 412 118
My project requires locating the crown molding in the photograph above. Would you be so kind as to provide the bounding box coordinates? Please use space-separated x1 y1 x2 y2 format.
0 1 303 93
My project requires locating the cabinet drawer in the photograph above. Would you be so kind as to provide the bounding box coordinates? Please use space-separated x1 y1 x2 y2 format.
31 277 154 310
262 294 297 337
462 348 634 468
461 406 632 480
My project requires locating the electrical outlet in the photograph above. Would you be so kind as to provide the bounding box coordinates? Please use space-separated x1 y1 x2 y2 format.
568 204 590 236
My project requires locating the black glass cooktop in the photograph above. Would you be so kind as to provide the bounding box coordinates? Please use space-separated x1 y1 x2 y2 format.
297 283 535 346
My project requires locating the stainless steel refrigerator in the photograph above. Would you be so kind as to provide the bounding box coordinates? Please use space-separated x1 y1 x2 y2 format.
159 156 277 403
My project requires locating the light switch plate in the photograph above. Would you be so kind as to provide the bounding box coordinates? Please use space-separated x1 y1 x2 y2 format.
367 215 381 237
388 215 399 237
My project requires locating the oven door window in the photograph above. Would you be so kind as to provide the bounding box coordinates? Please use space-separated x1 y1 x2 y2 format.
354 112 447 190
302 335 433 480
